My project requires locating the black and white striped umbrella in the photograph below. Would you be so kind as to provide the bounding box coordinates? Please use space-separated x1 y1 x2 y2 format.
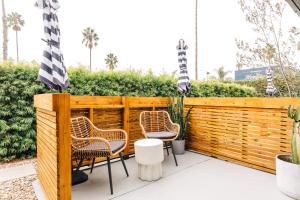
266 66 277 96
177 39 191 95
35 0 69 91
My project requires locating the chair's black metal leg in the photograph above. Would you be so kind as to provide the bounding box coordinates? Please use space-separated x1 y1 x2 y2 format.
170 142 178 166
122 154 130 160
90 158 96 174
71 159 73 172
76 158 84 171
165 142 169 156
119 152 129 177
106 156 113 195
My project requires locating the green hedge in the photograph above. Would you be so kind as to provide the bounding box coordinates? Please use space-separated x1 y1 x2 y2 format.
0 62 256 161
234 75 300 97
226 70 300 97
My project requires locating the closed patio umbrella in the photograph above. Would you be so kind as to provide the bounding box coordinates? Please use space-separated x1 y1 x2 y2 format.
266 67 277 96
35 0 69 92
177 39 191 95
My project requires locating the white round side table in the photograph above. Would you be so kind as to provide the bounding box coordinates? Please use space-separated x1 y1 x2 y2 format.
134 139 164 181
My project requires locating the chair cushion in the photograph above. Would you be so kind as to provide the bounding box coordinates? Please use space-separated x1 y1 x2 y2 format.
81 140 125 153
146 131 177 139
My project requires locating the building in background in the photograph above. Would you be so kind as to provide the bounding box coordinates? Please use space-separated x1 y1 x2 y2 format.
235 67 267 80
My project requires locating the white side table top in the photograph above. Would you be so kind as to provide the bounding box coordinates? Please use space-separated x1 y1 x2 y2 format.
134 139 162 147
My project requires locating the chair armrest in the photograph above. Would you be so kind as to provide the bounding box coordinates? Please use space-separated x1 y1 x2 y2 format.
139 124 147 138
165 122 180 134
71 135 112 152
92 128 128 142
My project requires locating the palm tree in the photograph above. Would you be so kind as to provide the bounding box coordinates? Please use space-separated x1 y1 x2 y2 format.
105 53 118 70
7 12 24 62
195 0 198 80
236 62 243 71
215 66 231 81
1 0 8 61
82 27 99 71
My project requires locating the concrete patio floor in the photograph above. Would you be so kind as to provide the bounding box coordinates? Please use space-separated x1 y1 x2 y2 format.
72 151 291 200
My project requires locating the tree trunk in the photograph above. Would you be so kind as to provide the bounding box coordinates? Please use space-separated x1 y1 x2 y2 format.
278 56 292 97
89 48 92 71
195 0 198 80
1 0 8 61
16 31 19 62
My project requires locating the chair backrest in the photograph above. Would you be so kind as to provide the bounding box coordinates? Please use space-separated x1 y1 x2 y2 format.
140 111 171 133
70 116 92 148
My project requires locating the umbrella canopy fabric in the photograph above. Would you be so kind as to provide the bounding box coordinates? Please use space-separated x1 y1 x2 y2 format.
177 39 191 95
266 67 277 96
35 0 69 91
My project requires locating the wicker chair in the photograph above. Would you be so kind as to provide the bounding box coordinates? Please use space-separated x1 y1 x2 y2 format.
139 111 180 166
71 116 129 195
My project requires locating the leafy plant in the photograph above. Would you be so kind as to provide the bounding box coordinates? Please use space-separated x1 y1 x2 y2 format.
167 96 192 140
287 104 300 164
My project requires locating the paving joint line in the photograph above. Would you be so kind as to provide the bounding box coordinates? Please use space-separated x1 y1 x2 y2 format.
109 157 212 200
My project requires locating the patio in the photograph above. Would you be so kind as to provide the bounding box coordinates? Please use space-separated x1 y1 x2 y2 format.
71 151 290 200
33 94 298 200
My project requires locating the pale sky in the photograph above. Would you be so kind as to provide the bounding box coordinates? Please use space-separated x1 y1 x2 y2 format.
1 0 299 79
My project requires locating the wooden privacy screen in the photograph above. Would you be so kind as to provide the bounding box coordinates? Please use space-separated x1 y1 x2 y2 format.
34 94 299 200
34 94 168 200
70 96 168 155
34 94 71 200
185 98 300 173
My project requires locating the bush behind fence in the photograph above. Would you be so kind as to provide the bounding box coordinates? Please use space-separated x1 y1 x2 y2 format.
0 62 255 161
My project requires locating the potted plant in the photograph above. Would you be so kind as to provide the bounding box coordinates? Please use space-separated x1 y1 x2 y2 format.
167 96 192 155
276 104 300 199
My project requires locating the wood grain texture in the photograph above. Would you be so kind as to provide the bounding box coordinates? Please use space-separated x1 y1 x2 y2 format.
70 97 168 155
186 98 295 174
185 97 300 109
34 94 55 111
122 97 130 154
35 94 71 200
54 94 71 200
70 96 122 108
35 107 58 200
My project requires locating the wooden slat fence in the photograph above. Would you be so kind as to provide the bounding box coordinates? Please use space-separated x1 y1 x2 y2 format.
69 96 168 155
34 94 299 200
185 98 299 173
34 94 71 200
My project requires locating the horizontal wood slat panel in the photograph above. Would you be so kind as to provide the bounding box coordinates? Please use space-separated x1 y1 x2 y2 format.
70 96 168 156
185 97 300 109
93 109 123 129
35 93 71 200
70 96 122 108
36 108 58 200
187 99 294 174
34 94 55 111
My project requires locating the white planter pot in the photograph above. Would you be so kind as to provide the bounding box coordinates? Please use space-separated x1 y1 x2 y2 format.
172 140 185 155
276 155 300 200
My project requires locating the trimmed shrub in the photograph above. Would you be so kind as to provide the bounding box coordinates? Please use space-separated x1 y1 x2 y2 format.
232 74 300 97
0 62 256 161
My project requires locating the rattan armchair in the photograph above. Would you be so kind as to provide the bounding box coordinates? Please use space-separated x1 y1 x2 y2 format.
139 111 180 166
71 116 129 195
